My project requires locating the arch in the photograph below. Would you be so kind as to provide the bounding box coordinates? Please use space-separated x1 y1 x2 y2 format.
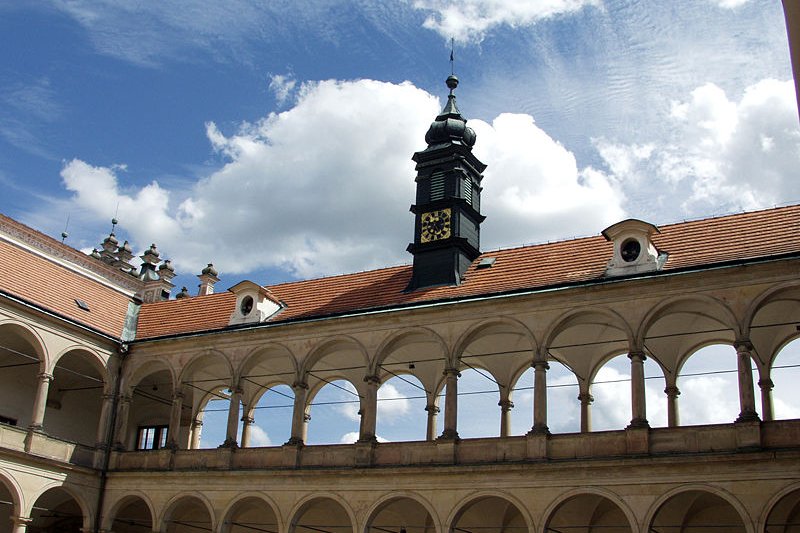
238 342 298 392
0 469 23 527
645 485 751 533
447 490 534 533
0 319 48 368
374 326 449 372
762 482 800 533
365 492 440 533
160 493 216 533
0 322 47 430
221 493 283 533
376 373 428 442
305 377 361 445
453 317 537 365
178 348 234 386
302 336 370 375
123 357 176 398
51 344 108 379
771 338 800 420
543 307 633 353
28 485 91 533
543 487 637 533
105 492 156 533
637 294 741 347
289 494 356 533
742 280 800 341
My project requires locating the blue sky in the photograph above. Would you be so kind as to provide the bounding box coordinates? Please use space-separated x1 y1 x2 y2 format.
1 1 799 445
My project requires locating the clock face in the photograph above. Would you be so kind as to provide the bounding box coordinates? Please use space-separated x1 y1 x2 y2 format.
420 208 452 243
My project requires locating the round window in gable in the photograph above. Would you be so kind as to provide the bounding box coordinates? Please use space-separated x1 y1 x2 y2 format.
240 296 254 316
620 238 641 263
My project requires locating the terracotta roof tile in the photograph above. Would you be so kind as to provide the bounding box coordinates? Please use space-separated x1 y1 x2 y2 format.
0 237 134 338
134 205 800 340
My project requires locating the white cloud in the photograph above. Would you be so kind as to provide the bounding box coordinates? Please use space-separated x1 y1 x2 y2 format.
58 78 626 280
377 382 410 420
413 0 601 42
595 79 800 217
247 424 272 447
711 0 750 8
269 74 297 106
339 431 388 444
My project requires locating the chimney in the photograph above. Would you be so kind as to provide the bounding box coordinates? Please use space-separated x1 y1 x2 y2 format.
197 263 219 296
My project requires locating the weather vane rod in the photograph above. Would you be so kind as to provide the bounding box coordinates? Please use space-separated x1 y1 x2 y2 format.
450 37 455 75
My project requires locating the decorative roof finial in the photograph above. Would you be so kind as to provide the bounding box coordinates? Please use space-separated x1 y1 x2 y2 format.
450 37 455 76
61 214 70 244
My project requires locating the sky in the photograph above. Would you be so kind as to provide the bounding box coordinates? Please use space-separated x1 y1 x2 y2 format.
1 1 799 446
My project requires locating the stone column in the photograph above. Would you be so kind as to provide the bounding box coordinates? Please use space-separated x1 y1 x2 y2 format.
665 385 681 427
628 351 649 428
287 381 309 445
222 386 242 447
359 375 379 443
167 390 184 448
189 419 203 449
439 367 459 440
240 415 255 447
578 390 593 433
425 404 440 441
114 394 132 449
734 341 759 422
302 411 311 442
95 392 115 447
10 516 31 533
498 398 514 437
530 361 549 435
29 372 53 431
759 378 774 422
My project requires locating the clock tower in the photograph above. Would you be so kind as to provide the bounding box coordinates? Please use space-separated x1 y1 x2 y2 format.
406 75 487 291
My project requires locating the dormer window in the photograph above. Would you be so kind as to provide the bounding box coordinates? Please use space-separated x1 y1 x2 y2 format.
602 219 666 277
228 281 284 325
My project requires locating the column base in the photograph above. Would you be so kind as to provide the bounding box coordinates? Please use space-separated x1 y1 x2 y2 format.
437 429 459 441
735 410 761 423
626 418 650 429
218 438 239 449
527 424 550 436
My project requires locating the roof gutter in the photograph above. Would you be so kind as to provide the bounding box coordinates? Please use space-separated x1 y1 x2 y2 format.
130 251 800 345
0 289 123 344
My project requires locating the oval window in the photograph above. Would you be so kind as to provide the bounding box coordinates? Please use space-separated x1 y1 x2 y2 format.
620 238 641 263
240 296 254 316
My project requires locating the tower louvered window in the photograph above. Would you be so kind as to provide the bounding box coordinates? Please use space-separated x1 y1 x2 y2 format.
463 177 472 205
430 173 445 201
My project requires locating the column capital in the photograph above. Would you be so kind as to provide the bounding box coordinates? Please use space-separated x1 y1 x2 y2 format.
303 413 312 422
292 380 309 390
11 516 32 527
578 392 594 405
102 392 115 401
172 390 185 401
758 378 774 391
241 416 255 424
498 399 514 411
228 386 243 396
425 404 440 414
532 360 550 370
443 367 461 377
734 339 754 352
628 350 647 361
191 419 203 429
664 385 681 398
37 372 54 382
363 374 381 385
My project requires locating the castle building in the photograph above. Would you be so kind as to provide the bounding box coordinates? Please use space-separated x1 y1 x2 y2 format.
2 14 800 531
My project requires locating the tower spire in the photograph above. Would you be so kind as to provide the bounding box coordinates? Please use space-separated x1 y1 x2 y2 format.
406 73 487 291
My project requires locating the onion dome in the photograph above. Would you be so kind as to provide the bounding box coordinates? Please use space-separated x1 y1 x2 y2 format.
424 75 476 147
158 259 175 273
90 248 102 260
174 287 190 299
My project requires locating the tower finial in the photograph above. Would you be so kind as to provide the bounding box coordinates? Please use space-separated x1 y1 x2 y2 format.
450 37 455 76
61 214 70 244
111 202 119 233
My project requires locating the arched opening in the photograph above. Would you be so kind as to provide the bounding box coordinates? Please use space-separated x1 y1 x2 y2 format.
291 497 352 533
766 487 800 532
223 496 279 533
772 339 800 420
678 344 758 425
164 496 213 533
246 384 294 447
376 375 427 442
546 360 580 434
128 368 174 450
456 367 501 439
0 476 17 532
0 323 42 429
110 496 153 533
367 497 435 533
510 367 534 436
28 487 85 533
650 490 746 532
306 380 361 445
196 387 234 449
546 493 631 532
47 350 105 446
452 496 528 533
590 353 667 431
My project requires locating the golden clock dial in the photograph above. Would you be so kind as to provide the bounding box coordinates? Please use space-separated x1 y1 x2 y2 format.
420 208 452 243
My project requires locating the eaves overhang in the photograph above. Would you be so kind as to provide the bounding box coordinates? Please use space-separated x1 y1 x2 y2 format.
128 251 800 345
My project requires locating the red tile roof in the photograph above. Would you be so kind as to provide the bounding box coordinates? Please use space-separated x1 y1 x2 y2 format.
134 204 800 340
0 217 135 338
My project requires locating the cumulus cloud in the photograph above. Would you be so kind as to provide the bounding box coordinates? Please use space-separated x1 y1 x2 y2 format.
595 79 800 217
377 382 411 421
413 0 601 42
247 424 272 447
59 78 627 280
269 73 297 106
